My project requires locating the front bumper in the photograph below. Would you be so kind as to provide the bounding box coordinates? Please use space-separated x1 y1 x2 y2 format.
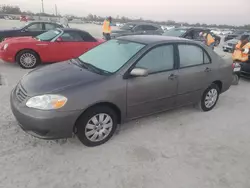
10 89 82 139
0 50 15 63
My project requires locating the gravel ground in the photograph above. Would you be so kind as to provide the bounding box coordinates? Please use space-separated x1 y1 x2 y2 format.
0 20 250 188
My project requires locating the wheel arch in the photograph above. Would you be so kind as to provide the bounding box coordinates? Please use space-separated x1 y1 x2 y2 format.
73 102 122 133
15 48 41 62
212 80 222 92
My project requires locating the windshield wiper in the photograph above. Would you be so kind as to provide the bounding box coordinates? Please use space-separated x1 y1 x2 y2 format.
75 58 111 75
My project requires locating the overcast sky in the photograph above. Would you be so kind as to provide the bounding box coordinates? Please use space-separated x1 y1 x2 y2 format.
4 0 250 25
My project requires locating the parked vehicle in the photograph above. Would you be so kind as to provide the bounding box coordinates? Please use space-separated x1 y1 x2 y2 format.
163 27 221 46
110 22 164 39
10 35 233 146
223 34 250 53
232 62 241 85
240 61 250 79
0 28 104 69
224 30 249 42
0 21 64 42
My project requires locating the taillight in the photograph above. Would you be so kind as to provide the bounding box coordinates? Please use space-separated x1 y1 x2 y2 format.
232 63 235 68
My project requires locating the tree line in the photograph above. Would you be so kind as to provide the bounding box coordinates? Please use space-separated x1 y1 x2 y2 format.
0 4 249 30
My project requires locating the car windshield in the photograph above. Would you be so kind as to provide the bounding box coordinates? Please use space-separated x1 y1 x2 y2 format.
120 23 136 30
163 28 187 37
78 39 145 73
36 29 61 41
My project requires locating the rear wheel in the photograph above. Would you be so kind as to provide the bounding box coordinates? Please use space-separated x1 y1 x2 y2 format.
16 50 40 69
198 84 220 112
76 106 118 147
232 74 240 85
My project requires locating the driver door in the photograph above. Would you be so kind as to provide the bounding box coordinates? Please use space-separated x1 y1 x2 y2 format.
46 31 89 62
126 44 178 119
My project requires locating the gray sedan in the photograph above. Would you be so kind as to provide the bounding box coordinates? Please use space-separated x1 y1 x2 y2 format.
10 35 233 147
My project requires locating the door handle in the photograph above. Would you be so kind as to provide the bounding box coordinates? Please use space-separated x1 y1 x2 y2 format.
168 74 177 80
204 67 212 72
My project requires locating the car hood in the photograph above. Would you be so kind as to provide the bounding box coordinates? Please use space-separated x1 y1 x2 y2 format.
226 39 239 44
20 60 106 96
4 36 36 43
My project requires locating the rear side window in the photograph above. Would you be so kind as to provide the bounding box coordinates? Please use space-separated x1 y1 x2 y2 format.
26 23 43 31
80 32 97 42
45 23 57 30
178 44 210 68
61 31 83 41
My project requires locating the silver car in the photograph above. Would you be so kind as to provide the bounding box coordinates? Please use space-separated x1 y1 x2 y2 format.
10 35 233 147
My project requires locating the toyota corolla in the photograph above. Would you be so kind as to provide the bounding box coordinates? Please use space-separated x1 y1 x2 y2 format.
11 35 233 147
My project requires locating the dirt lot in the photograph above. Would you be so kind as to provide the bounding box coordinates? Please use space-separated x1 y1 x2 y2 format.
0 20 250 188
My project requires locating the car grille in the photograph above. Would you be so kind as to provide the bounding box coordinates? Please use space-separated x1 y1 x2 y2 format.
228 43 233 46
15 84 28 103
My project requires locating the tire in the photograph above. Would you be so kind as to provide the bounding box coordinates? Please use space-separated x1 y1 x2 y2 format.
76 106 118 147
232 74 239 85
16 50 40 69
215 40 220 46
198 83 220 112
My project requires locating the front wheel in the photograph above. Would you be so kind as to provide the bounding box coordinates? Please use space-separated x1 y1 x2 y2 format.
232 74 240 85
198 84 220 112
76 106 118 147
16 50 40 69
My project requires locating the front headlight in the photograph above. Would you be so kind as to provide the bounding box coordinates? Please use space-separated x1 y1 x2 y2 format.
26 95 67 110
3 43 8 50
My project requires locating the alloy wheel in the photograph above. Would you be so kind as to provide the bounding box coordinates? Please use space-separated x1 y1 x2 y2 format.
204 88 218 109
20 53 37 68
85 113 113 142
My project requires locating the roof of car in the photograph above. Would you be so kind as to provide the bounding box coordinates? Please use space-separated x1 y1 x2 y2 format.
126 22 160 26
59 28 87 32
117 35 190 44
27 21 62 24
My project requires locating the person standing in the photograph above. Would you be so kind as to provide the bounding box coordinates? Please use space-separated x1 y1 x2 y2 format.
102 16 112 40
232 35 250 62
203 31 215 49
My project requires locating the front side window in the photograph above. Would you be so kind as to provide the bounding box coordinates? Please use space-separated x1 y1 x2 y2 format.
26 23 43 31
178 44 205 68
136 45 174 73
36 29 61 41
78 39 145 73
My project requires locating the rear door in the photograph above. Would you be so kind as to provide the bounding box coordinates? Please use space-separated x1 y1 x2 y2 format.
176 43 213 106
126 44 178 118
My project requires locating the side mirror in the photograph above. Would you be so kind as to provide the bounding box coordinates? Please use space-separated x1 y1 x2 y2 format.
130 68 148 77
56 37 63 42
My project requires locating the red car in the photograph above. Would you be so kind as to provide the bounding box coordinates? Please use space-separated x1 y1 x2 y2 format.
0 28 104 69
